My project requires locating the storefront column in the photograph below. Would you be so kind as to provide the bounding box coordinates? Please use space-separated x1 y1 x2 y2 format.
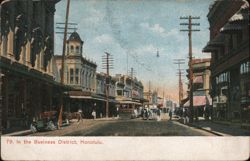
25 41 31 67
7 5 14 59
0 69 3 133
5 76 9 128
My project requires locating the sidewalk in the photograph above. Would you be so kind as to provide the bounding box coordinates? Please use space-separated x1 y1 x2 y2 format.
177 117 250 136
2 117 119 136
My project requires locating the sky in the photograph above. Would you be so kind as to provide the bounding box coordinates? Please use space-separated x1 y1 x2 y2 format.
54 0 213 102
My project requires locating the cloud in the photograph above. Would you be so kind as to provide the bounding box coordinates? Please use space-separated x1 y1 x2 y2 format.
151 24 165 33
140 23 165 34
93 34 114 44
133 44 158 55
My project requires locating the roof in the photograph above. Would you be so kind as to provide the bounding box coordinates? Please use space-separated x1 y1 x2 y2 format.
67 32 83 43
229 1 249 23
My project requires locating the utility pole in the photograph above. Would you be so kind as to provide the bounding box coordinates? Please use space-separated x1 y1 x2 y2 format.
174 59 185 108
58 0 70 128
129 67 136 109
180 16 200 123
102 52 113 118
147 81 151 108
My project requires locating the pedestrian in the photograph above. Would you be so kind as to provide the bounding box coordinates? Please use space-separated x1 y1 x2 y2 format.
77 109 83 127
169 110 172 120
157 108 161 121
92 110 96 120
183 108 187 124
116 107 119 118
186 108 190 124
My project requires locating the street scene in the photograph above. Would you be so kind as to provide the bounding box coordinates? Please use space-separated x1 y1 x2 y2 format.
0 0 249 137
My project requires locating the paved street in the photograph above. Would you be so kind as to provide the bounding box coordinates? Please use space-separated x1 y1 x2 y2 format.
68 119 215 136
29 114 215 136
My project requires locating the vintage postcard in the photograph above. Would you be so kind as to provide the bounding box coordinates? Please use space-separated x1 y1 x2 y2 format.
0 0 249 160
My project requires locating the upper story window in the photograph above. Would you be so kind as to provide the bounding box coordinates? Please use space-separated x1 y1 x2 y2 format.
67 46 69 54
75 68 79 84
76 46 80 54
228 35 233 50
70 45 74 53
216 71 230 84
236 32 243 47
240 61 250 74
70 68 74 84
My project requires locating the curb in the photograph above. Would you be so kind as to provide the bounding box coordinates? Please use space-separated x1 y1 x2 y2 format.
3 130 33 136
175 120 225 136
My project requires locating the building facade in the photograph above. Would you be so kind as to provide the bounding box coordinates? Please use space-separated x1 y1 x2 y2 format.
184 58 212 119
0 0 62 132
55 32 99 117
203 0 249 122
114 74 144 112
94 72 117 117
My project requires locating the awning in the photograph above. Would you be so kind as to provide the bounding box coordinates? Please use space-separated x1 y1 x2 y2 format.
202 34 225 53
193 76 203 84
220 23 243 34
184 96 212 107
69 96 105 102
118 100 142 105
70 95 118 103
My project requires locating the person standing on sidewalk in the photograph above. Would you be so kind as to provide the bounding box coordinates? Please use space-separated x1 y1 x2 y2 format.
186 108 190 124
157 108 161 121
77 109 83 127
169 110 172 121
183 108 187 124
92 110 96 120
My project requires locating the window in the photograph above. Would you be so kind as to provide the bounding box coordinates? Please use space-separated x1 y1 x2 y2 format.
75 68 79 84
70 68 74 84
76 46 80 54
70 45 74 53
229 35 233 50
117 90 122 96
236 32 243 46
241 61 250 74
